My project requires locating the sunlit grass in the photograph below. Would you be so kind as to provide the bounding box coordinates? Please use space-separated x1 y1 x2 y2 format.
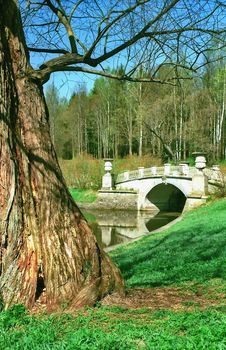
111 198 226 289
69 188 97 203
1 305 226 350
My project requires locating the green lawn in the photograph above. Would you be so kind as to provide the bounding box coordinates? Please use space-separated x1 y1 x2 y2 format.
1 199 226 349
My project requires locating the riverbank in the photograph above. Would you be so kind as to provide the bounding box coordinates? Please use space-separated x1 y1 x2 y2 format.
69 188 98 204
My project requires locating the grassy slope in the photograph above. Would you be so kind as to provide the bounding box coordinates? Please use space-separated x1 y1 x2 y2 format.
1 199 226 350
111 198 226 289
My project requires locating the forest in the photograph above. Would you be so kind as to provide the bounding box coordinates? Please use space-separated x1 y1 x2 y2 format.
46 59 226 164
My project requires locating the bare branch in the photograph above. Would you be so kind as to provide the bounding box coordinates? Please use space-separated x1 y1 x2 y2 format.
92 0 181 65
45 0 78 53
144 122 175 159
69 0 84 23
31 64 195 86
144 27 226 37
27 47 69 54
84 0 150 59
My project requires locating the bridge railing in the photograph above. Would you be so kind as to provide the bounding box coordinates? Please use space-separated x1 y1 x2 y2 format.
116 164 223 184
116 165 191 183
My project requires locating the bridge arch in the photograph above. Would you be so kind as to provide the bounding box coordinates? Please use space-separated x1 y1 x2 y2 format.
144 183 186 212
137 177 192 212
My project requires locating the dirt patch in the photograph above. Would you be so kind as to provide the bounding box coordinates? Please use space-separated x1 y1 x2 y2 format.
102 286 225 311
31 285 225 314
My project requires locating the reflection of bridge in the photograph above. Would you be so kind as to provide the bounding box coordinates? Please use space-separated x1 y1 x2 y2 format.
89 210 178 249
115 164 223 212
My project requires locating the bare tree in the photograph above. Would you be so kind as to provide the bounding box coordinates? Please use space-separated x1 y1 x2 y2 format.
0 0 225 309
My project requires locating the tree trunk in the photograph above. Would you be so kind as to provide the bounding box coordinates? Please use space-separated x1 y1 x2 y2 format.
0 0 124 310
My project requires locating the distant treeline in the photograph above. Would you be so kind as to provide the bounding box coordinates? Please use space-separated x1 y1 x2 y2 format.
46 61 226 163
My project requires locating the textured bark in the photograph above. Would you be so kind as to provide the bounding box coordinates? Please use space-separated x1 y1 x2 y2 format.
0 0 124 310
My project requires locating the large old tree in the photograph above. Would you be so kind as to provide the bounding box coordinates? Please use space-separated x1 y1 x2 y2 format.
0 0 225 309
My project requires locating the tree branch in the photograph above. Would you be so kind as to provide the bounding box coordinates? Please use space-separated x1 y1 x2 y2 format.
144 122 175 159
144 27 226 37
31 64 193 85
84 0 150 59
25 0 225 87
45 0 78 53
27 47 69 54
91 0 180 66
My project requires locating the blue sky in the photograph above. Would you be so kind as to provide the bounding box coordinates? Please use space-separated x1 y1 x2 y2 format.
43 71 95 99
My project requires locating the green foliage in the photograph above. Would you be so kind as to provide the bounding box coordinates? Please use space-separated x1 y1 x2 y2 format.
46 58 226 163
0 304 27 329
184 157 195 166
111 199 226 289
82 212 97 222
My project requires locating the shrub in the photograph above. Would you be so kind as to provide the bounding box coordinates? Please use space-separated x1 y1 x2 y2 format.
59 153 104 189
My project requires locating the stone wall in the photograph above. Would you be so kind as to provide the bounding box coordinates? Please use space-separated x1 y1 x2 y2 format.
79 190 138 210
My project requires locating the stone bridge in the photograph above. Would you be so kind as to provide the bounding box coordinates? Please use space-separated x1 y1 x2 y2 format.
113 162 223 212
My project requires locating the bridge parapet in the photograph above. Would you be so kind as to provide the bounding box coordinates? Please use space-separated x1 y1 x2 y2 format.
116 164 195 184
116 164 223 186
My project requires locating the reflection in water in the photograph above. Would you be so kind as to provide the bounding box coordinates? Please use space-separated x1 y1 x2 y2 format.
82 209 179 249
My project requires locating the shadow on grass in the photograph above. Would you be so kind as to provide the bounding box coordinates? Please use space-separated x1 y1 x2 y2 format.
111 200 226 288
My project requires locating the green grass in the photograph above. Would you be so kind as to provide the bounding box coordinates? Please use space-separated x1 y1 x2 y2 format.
111 198 226 289
1 305 226 350
69 188 97 203
1 199 226 349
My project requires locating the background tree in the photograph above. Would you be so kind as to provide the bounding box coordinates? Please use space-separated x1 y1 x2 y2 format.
45 83 68 154
0 0 225 310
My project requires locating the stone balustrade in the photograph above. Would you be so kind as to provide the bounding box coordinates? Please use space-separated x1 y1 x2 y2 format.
116 164 223 185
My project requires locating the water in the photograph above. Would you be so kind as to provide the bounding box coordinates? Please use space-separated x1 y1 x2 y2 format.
82 209 180 250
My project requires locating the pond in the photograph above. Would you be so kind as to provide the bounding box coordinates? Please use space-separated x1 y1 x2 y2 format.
82 209 180 250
